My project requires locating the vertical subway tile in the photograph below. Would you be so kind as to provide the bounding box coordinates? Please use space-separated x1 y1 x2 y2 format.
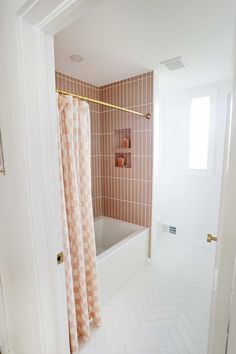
56 71 153 227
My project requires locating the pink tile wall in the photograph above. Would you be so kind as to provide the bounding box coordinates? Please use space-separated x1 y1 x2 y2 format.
55 71 153 227
55 71 103 218
100 72 153 227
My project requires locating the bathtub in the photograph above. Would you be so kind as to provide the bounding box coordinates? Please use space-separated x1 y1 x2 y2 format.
94 216 149 306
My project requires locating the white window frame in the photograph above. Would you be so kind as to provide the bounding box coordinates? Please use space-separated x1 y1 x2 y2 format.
184 88 217 177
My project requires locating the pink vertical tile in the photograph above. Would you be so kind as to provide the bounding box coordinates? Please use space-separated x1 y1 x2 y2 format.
56 70 153 226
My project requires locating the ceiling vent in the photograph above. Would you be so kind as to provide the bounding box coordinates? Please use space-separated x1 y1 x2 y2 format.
70 54 84 62
161 56 186 71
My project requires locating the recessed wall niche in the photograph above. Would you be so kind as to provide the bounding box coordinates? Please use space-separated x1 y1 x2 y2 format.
114 152 131 168
114 128 131 168
114 128 131 149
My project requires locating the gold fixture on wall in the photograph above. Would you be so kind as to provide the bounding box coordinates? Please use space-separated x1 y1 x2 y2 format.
207 234 218 243
56 89 151 119
57 252 64 265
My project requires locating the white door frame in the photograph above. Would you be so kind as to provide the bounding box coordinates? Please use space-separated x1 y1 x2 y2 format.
227 254 236 353
12 1 236 353
207 36 236 353
13 1 104 353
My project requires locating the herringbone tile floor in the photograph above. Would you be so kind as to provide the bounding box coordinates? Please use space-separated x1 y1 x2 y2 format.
80 234 216 354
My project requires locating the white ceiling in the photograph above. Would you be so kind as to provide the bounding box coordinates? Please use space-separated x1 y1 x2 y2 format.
54 0 236 90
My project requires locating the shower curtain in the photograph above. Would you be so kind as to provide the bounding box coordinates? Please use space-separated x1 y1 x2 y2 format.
57 94 101 354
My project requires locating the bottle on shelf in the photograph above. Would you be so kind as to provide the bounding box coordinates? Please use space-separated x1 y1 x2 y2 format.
117 154 125 167
121 136 129 149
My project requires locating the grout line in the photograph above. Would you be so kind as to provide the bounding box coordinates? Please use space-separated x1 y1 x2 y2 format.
91 130 152 135
91 155 152 157
100 104 153 114
55 72 100 90
56 71 153 90
100 74 153 90
100 196 152 207
55 71 153 92
92 176 152 183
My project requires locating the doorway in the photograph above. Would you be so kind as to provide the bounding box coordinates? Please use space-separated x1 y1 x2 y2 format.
52 1 234 353
2 1 236 354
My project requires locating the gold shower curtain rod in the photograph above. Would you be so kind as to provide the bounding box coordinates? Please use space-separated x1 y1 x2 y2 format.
56 89 151 119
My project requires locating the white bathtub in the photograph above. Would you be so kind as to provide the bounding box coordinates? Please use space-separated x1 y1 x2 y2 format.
94 216 149 306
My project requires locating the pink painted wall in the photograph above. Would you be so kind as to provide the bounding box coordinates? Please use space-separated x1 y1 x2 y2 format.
55 71 153 227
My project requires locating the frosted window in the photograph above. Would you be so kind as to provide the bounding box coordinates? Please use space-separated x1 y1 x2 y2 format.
189 96 210 170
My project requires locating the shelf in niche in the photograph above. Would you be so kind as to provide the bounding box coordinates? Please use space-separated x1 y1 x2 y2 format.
114 128 132 168
114 128 131 149
115 152 131 168
113 147 132 153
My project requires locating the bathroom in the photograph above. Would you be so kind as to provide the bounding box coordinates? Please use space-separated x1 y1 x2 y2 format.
53 0 234 351
1 1 236 354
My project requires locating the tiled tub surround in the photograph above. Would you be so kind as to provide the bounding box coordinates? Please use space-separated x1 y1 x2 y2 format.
100 73 153 227
55 71 153 227
55 71 103 218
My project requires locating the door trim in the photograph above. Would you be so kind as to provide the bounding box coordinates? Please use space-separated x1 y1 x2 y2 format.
14 1 104 352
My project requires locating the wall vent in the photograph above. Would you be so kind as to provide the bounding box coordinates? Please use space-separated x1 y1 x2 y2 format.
161 56 186 71
169 226 177 235
162 224 177 235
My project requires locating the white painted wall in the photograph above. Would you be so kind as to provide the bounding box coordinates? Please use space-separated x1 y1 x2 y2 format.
0 3 42 354
157 82 231 242
0 1 69 354
150 71 161 257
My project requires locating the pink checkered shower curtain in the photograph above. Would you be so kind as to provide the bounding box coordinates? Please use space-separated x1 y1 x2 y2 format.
57 94 101 354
